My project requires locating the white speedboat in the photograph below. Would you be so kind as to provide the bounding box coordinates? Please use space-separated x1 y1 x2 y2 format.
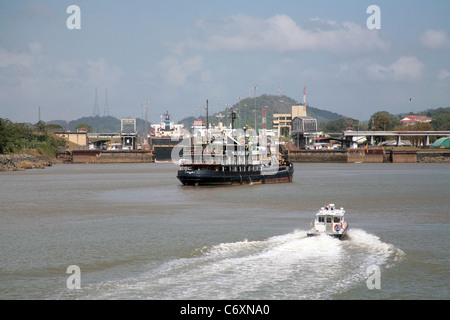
307 204 349 239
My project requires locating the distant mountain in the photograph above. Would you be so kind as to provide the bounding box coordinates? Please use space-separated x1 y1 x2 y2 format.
46 103 449 133
178 94 343 130
47 116 151 133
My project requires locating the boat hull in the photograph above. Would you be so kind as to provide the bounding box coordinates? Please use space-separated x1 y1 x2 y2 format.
177 165 294 186
307 225 349 240
306 232 346 240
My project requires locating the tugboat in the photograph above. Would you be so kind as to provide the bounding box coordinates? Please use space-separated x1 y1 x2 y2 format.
177 159 294 186
176 125 294 186
307 204 349 239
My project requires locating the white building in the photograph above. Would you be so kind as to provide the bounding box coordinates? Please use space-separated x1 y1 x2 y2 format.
151 111 184 138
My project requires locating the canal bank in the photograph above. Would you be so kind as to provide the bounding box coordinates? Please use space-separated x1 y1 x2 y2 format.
0 154 54 171
66 150 155 164
286 149 450 163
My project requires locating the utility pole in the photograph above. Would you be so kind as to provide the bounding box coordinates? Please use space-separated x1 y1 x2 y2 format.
206 99 209 140
93 87 99 117
103 88 109 117
253 85 257 131
144 100 149 137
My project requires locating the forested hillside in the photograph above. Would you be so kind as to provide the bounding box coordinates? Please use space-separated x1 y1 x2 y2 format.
178 94 343 130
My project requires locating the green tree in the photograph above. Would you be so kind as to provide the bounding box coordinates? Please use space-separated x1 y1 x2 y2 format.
75 123 93 132
369 111 400 131
35 120 48 134
430 108 450 130
46 123 64 133
0 118 66 155
372 113 391 131
0 118 33 153
368 111 399 144
320 117 364 132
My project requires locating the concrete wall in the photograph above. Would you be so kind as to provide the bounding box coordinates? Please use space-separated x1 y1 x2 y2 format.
288 149 449 163
287 149 385 163
347 150 365 163
287 150 348 163
72 150 154 163
390 151 417 163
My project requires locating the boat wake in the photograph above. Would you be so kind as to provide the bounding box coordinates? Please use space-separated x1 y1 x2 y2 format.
61 229 404 299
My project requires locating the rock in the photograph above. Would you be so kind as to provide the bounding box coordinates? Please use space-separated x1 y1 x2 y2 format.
0 154 53 171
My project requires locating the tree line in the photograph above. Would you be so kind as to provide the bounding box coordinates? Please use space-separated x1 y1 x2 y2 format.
319 108 449 133
319 108 449 146
0 118 66 156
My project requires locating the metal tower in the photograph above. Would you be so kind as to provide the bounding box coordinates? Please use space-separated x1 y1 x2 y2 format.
93 87 99 117
144 101 149 135
103 88 109 117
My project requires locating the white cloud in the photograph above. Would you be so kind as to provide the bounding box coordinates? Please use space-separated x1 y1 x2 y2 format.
0 42 41 69
86 58 123 89
158 55 205 86
55 60 81 78
437 68 450 80
0 43 124 121
419 29 450 49
186 14 389 54
22 2 56 20
0 43 123 88
367 56 425 81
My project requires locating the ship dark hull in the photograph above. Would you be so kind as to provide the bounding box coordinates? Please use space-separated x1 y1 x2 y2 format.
177 164 294 186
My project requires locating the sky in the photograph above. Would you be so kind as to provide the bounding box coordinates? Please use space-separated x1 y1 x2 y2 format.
1 0 449 124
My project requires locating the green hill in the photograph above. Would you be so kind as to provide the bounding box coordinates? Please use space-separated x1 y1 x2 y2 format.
47 116 151 133
178 94 343 130
413 107 450 130
393 107 450 130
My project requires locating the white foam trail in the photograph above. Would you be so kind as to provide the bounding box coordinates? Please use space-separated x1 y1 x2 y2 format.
66 229 405 299
346 228 405 263
135 231 349 299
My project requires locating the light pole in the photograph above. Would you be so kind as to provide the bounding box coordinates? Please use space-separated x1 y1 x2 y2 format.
243 125 248 166
253 85 257 131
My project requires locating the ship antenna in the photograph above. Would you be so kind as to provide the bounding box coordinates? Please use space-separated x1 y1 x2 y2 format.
205 99 209 140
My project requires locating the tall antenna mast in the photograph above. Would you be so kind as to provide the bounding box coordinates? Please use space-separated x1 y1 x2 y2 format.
103 88 109 117
206 99 209 139
93 87 99 117
144 100 149 135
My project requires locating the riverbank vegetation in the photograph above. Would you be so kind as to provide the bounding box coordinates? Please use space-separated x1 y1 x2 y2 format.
0 118 66 156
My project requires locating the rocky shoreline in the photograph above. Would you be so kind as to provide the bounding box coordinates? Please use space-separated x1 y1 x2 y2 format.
0 154 54 172
1 151 448 172
418 156 450 163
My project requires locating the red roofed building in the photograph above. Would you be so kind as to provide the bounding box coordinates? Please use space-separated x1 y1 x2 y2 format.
400 115 433 126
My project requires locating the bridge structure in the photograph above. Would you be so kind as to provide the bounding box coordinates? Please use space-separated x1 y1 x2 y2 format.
342 130 450 147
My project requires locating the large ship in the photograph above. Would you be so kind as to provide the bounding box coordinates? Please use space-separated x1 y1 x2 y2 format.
176 127 294 186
